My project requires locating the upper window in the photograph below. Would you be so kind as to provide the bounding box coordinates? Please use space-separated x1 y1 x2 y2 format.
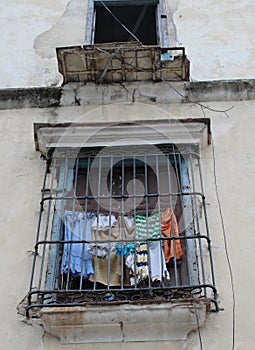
85 0 169 48
94 2 157 44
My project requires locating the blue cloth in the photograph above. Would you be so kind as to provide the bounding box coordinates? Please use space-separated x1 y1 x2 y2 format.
61 211 94 279
115 243 135 257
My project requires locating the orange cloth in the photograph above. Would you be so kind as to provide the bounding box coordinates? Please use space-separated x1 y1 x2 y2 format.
161 208 183 262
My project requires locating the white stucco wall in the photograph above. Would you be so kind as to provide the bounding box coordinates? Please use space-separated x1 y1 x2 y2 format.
1 0 255 349
0 100 255 349
0 0 255 87
174 0 255 81
0 0 87 88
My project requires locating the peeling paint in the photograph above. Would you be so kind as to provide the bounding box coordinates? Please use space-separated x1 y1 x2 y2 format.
34 0 87 53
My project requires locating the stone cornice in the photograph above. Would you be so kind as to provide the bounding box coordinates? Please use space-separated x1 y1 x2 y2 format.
1 79 255 110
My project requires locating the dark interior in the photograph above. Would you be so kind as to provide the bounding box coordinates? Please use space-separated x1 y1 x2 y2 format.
62 156 189 292
94 4 157 45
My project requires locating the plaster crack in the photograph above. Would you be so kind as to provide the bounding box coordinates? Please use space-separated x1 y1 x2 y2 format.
119 320 126 342
132 89 136 103
42 330 46 346
74 87 81 106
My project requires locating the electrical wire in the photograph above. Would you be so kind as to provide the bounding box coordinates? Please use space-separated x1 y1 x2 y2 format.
162 79 235 115
99 1 141 44
172 72 236 350
211 132 236 350
193 100 236 350
93 44 235 117
97 49 235 117
200 102 236 350
128 4 148 42
97 46 122 82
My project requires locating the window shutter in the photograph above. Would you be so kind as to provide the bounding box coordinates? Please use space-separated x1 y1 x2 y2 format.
45 160 74 293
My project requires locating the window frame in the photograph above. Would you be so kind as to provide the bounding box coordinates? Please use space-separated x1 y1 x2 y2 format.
49 148 188 293
84 0 170 49
27 152 218 316
27 120 218 318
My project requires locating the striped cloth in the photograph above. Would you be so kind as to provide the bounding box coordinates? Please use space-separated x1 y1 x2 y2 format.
136 243 149 281
135 212 161 241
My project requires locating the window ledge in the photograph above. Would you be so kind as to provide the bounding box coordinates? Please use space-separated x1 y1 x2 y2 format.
40 301 207 343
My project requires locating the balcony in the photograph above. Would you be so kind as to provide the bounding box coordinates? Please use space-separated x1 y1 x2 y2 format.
56 43 190 84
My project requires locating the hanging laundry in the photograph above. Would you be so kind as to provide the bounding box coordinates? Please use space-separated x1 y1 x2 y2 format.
126 241 170 286
92 214 117 229
90 252 122 286
124 213 170 286
88 214 118 258
88 243 114 259
135 212 161 241
161 208 183 263
134 243 149 285
61 211 94 279
120 215 135 240
89 214 122 286
149 240 170 282
114 215 135 258
115 243 135 257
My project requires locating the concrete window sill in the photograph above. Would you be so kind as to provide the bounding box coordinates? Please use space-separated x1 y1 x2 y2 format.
40 301 207 344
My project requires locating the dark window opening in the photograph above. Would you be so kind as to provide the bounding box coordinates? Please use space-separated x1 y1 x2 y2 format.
62 152 189 292
94 4 158 45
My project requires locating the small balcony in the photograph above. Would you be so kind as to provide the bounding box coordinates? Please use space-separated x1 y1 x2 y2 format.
56 43 190 84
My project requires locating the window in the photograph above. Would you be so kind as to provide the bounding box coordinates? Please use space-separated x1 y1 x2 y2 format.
27 122 218 318
85 0 169 48
94 2 157 44
56 0 191 84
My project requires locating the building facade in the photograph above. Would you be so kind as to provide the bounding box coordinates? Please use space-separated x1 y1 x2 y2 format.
1 0 255 349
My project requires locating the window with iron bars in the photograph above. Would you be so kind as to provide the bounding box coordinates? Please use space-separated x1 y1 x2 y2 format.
26 144 218 317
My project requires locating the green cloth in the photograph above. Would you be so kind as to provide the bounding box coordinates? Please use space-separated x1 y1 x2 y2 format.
135 212 161 241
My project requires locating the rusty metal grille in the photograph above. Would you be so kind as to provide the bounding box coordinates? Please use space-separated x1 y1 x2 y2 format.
27 144 218 317
56 44 190 83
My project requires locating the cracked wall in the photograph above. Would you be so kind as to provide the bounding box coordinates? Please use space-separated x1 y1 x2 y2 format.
1 99 255 349
1 0 255 87
0 0 87 87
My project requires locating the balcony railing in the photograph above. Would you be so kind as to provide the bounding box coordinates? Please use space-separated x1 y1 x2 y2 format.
56 43 190 84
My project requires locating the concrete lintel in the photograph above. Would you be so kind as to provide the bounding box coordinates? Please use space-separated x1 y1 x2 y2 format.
1 79 255 110
34 119 210 155
40 302 207 343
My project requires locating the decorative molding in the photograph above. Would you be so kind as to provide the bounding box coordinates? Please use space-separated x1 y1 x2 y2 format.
35 119 210 156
